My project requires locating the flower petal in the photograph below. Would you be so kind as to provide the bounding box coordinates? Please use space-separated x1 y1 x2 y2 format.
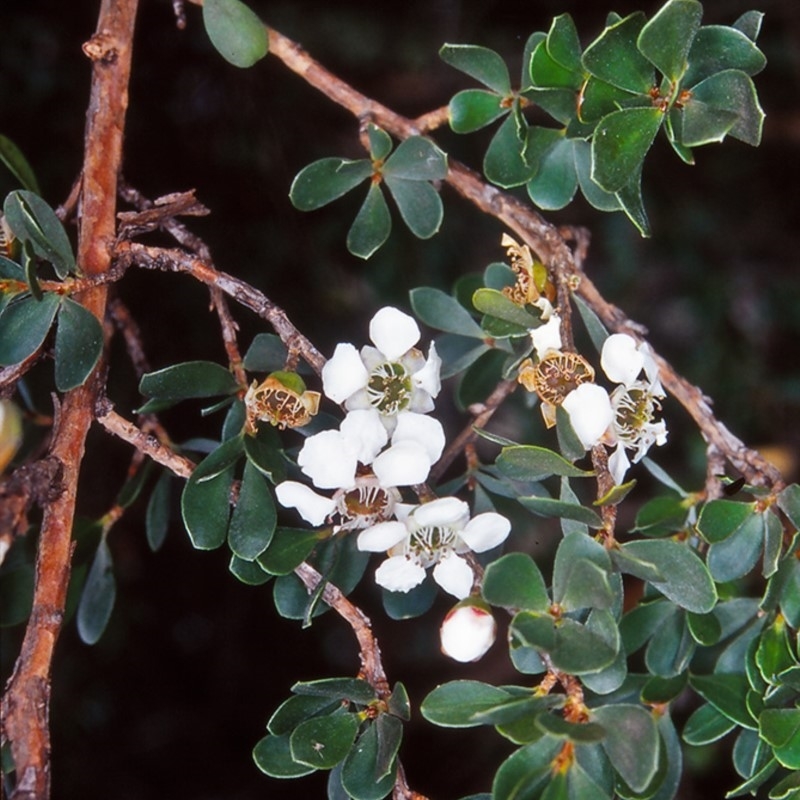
297 429 357 489
374 555 426 593
322 342 369 403
608 443 631 486
412 343 442 398
412 497 470 529
440 604 497 662
460 512 511 553
392 412 445 464
530 314 562 359
369 306 420 361
357 520 409 552
601 333 644 387
340 409 388 464
432 553 474 599
372 441 432 487
275 481 335 526
562 383 613 449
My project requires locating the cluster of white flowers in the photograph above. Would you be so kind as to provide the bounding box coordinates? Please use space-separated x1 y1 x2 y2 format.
562 333 668 483
275 306 511 662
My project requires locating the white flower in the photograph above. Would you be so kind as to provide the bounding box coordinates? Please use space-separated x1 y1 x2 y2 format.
561 383 613 449
530 313 562 360
601 333 664 396
357 497 511 599
321 307 441 425
440 601 497 662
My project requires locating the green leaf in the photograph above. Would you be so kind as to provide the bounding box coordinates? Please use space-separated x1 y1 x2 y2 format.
620 599 672 654
484 112 536 189
552 532 613 610
0 135 40 193
620 539 717 613
290 712 359 769
289 158 372 211
381 579 437 620
756 616 797 685
347 183 391 260
341 722 396 800
645 608 695 677
471 286 540 328
582 12 654 93
686 610 722 645
482 552 549 612
497 445 593 482
733 11 764 42
591 107 663 194
526 135 578 210
615 161 651 237
770 771 800 799
258 528 321 575
529 38 581 89
138 360 239 412
253 733 315 778
536 713 606 743
632 494 689 537
54 298 103 391
682 703 736 745
492 739 563 800
778 484 800 530
384 177 442 239
76 539 116 645
292 677 376 705
0 291 59 365
760 710 800 769
202 0 267 68
243 333 292 373
421 680 513 728
229 554 271 585
689 672 755 729
593 704 659 793
448 89 507 133
641 672 688 704
688 69 764 147
552 611 620 674
439 44 511 95
518 496 604 528
706 511 763 582
697 498 756 543
145 472 171 552
383 137 447 181
573 139 622 212
375 714 403 780
684 25 766 87
181 452 235 550
763 510 783 578
546 14 582 73
409 287 484 338
268 694 340 736
3 191 75 278
367 125 393 161
228 460 276 560
637 0 703 82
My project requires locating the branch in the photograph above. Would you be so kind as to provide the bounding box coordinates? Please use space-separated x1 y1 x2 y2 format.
1 1 139 797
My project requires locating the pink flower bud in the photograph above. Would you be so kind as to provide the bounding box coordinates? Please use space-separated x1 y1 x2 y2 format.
440 600 497 663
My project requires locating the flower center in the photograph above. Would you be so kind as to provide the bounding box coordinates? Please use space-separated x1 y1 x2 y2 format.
407 525 458 567
333 478 396 532
613 384 660 443
367 361 412 415
521 352 595 406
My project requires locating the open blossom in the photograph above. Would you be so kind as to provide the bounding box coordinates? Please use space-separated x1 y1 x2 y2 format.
321 306 441 430
275 408 444 531
440 600 497 663
562 333 667 483
357 497 511 599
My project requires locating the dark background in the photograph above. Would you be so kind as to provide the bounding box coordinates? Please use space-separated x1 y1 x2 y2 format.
1 0 799 797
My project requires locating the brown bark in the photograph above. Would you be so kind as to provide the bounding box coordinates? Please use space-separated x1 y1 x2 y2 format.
0 1 138 797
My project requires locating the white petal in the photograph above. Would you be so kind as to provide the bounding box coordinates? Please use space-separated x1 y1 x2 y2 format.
297 430 357 489
440 604 497 662
357 521 409 552
374 555 426 593
369 307 420 361
562 383 613 449
392 412 445 464
372 441 431 487
530 315 562 359
322 343 369 403
601 333 644 386
340 409 388 464
412 497 470 529
608 444 630 486
432 554 474 599
640 342 665 397
412 343 442 398
461 512 511 553
275 481 335 526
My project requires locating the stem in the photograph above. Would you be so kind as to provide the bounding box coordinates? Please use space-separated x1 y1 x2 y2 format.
0 2 138 797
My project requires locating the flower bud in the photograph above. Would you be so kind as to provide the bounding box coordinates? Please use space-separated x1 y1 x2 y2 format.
440 598 497 663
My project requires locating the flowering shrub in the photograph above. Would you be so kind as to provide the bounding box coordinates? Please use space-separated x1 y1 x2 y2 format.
2 2 798 800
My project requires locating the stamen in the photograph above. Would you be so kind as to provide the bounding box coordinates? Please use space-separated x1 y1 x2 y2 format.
367 361 412 415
